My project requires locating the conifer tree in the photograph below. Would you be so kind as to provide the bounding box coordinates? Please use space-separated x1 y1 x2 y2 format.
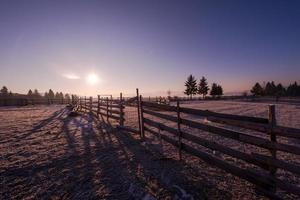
65 93 71 103
27 89 33 97
198 76 209 99
276 83 285 96
250 82 264 96
265 81 276 96
55 92 60 99
0 86 8 96
48 89 55 103
184 74 197 99
33 89 41 98
210 83 218 98
216 85 223 97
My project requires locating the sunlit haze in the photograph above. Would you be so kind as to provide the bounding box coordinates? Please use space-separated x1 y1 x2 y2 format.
0 0 299 96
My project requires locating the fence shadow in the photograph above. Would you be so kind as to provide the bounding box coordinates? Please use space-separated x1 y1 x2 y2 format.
1 107 231 199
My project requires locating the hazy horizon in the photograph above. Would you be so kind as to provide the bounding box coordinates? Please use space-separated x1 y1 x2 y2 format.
1 0 299 96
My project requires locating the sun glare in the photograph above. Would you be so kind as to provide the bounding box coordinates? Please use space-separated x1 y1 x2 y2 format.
86 73 99 85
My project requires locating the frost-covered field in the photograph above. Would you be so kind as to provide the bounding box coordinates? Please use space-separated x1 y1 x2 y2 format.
0 105 221 200
133 100 300 200
1 101 299 199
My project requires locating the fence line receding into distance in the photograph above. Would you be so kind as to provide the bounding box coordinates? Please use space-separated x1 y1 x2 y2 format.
71 89 300 199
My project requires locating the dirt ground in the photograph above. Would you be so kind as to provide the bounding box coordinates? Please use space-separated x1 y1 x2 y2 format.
0 105 231 200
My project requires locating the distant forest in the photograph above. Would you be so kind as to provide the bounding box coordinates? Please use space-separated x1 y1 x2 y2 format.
250 81 300 97
0 86 76 106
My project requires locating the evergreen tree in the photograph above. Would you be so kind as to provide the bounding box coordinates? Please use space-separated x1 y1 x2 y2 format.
198 76 209 99
184 74 197 99
276 83 285 96
65 93 71 103
59 92 64 103
264 81 276 96
33 89 41 98
216 85 223 97
287 82 299 96
48 89 55 103
27 89 33 97
210 83 218 98
250 82 264 96
0 86 8 96
55 92 60 99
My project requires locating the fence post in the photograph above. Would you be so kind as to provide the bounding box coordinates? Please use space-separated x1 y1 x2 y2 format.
136 89 142 138
97 95 100 117
177 100 182 160
119 92 124 127
106 97 109 122
268 104 277 190
89 97 92 113
80 97 82 111
110 95 113 116
140 95 145 139
84 96 87 112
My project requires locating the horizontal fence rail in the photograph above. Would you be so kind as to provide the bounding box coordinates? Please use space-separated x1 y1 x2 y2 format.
76 94 125 125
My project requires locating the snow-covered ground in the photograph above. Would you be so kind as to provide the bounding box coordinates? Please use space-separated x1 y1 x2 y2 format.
0 105 210 199
124 100 300 199
1 101 299 199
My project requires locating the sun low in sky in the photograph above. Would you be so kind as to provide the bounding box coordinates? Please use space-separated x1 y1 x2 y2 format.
86 73 99 86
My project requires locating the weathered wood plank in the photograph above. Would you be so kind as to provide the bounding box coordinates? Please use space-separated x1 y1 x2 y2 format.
143 118 269 169
207 117 300 140
179 107 268 124
180 118 300 155
144 126 273 188
252 153 300 175
143 109 177 122
142 101 177 111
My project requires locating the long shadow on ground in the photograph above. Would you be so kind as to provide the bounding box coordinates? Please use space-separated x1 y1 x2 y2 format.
1 107 231 199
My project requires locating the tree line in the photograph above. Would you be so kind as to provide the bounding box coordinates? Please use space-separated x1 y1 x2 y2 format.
0 86 74 104
250 81 300 97
184 75 223 98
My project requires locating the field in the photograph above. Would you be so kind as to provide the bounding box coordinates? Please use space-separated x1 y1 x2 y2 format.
1 101 300 199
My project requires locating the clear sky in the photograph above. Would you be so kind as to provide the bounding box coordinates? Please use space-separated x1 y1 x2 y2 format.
0 0 299 96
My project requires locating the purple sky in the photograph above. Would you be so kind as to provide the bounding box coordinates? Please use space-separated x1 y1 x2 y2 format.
0 0 299 96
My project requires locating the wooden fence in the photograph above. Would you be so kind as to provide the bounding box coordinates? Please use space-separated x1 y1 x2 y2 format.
77 94 125 126
138 99 300 199
74 90 300 199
